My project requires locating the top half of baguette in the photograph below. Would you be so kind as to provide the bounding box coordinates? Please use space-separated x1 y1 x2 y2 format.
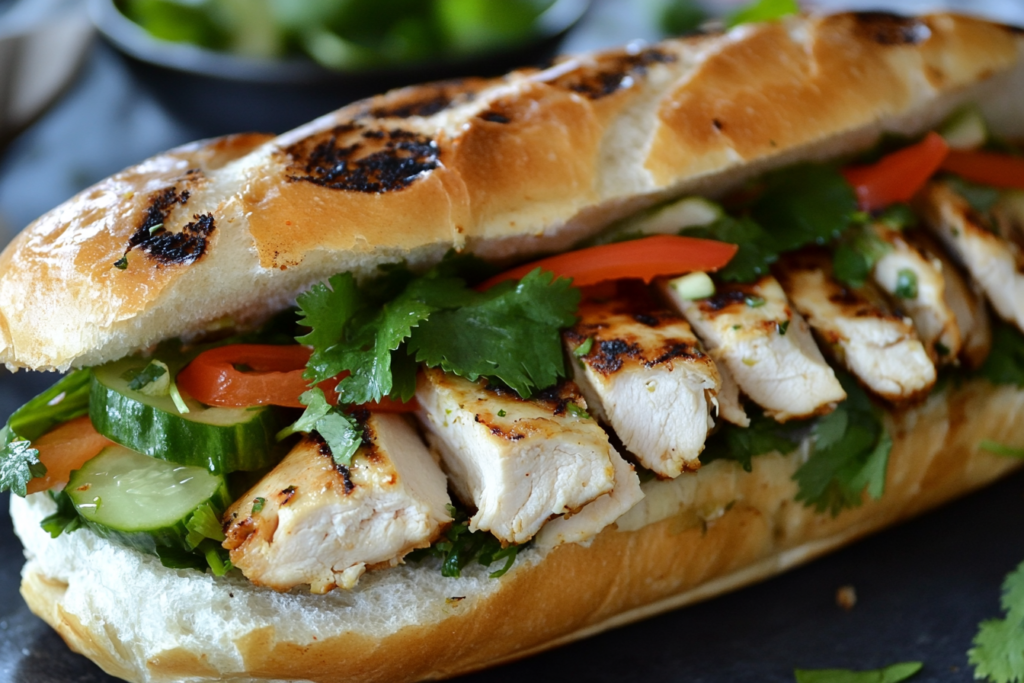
1 12 1022 372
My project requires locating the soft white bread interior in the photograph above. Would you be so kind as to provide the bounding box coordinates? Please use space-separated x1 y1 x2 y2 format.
14 378 1024 683
0 13 1022 371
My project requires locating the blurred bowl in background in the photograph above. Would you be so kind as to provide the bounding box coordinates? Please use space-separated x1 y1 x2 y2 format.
0 0 93 141
88 0 590 137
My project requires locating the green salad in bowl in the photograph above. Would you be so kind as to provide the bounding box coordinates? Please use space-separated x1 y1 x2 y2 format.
117 0 563 70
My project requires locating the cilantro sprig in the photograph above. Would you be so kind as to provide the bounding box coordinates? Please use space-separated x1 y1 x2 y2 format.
978 322 1024 387
970 559 1024 683
0 370 91 496
286 256 578 461
793 373 893 516
700 411 805 471
407 504 521 579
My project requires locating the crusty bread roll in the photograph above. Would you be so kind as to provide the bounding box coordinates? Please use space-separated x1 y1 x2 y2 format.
0 12 1021 371
8 10 1024 683
13 378 1024 683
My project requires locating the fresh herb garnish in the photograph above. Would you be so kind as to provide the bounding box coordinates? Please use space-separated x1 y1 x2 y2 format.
407 504 521 579
39 490 84 538
970 559 1024 683
298 259 578 402
978 322 1024 387
684 215 778 283
832 226 892 289
185 503 226 550
701 411 804 472
794 661 923 683
745 295 766 308
0 370 91 496
113 255 128 270
894 269 918 300
566 403 591 419
124 360 169 394
777 320 790 336
793 373 893 516
278 388 362 468
573 337 594 358
946 176 1001 213
877 203 917 230
251 497 266 514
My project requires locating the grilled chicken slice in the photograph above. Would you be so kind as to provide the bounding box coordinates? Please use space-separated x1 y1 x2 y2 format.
661 275 845 422
713 362 750 427
931 242 992 368
870 225 962 364
776 248 936 402
223 413 451 593
564 299 720 478
416 367 617 545
534 445 643 549
917 181 1024 332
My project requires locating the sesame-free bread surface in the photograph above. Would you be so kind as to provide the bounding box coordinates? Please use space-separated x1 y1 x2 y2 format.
0 13 1022 371
13 378 1024 683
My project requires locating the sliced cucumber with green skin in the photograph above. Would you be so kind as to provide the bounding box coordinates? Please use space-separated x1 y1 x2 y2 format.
90 357 287 474
66 444 230 556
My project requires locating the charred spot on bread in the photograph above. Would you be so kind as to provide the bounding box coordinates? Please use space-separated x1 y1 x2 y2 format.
284 124 439 193
365 79 483 119
116 175 216 268
549 47 676 100
852 12 931 46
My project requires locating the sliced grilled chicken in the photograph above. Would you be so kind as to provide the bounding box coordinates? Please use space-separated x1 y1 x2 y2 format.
713 362 750 427
564 299 719 478
416 367 617 545
870 225 962 364
661 275 845 422
534 446 643 549
776 248 936 402
223 413 451 593
917 181 1024 333
932 244 993 368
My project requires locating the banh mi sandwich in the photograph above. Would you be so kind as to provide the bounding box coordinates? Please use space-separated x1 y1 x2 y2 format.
4 9 1024 683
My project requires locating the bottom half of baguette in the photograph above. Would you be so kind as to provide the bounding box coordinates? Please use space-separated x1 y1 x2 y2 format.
11 378 1024 683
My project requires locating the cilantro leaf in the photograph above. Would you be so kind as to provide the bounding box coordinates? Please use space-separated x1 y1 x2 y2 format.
751 165 858 254
970 560 1024 683
39 490 84 538
407 504 521 579
278 388 363 467
701 411 804 471
979 322 1024 387
945 175 1001 213
297 272 364 383
794 661 923 683
185 503 226 550
832 226 892 289
407 269 580 397
793 373 893 516
0 370 92 496
685 215 778 283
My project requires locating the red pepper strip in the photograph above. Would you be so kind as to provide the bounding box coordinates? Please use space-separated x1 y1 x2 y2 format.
478 235 739 290
842 132 950 211
176 344 418 412
939 149 1024 190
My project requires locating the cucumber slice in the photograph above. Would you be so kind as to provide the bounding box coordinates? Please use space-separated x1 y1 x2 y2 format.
940 107 988 150
66 444 230 555
90 357 287 473
591 197 723 246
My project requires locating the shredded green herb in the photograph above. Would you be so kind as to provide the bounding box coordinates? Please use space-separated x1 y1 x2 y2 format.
407 505 521 579
978 322 1024 387
0 370 92 496
894 269 918 300
970 559 1024 683
700 411 804 472
793 373 893 516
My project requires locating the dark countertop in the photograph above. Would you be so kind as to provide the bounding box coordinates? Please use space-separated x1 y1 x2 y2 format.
1 2 1023 682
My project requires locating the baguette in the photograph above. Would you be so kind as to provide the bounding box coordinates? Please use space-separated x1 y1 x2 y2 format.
6 10 1024 683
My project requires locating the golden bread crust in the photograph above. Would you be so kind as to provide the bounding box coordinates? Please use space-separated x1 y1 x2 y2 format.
0 14 1021 370
18 379 1024 683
